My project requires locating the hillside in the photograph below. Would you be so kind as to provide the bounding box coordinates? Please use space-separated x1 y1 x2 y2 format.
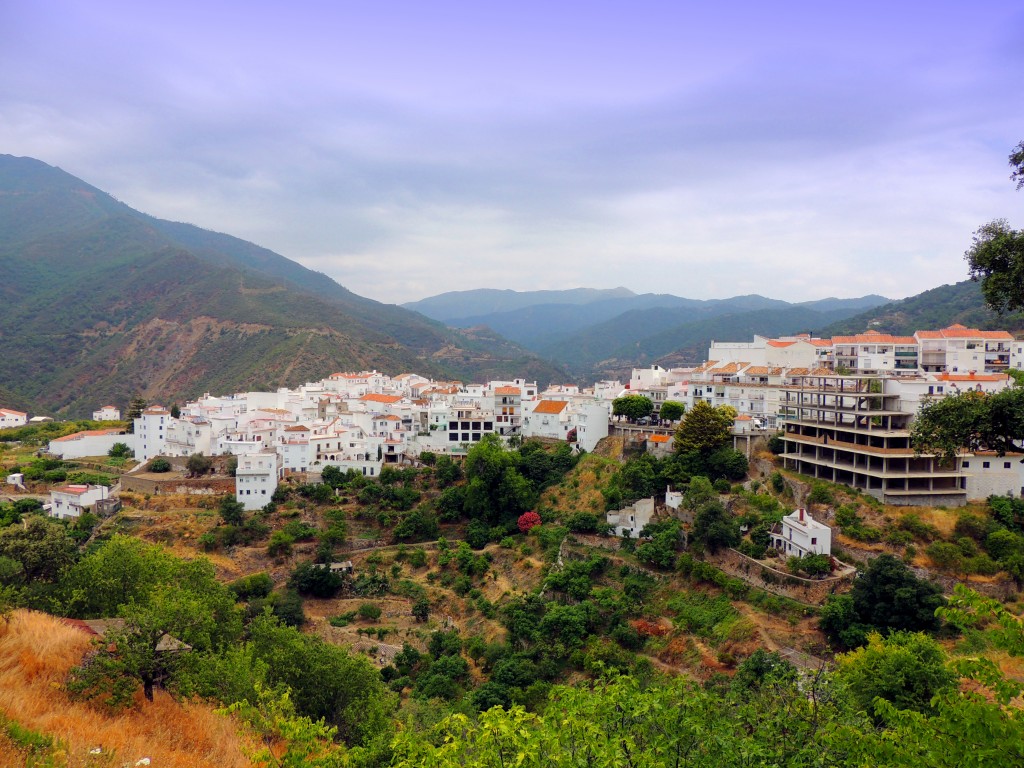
0 156 566 416
0 610 253 767
821 280 1024 337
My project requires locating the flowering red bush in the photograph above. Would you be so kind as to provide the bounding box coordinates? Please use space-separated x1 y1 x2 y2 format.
518 511 542 533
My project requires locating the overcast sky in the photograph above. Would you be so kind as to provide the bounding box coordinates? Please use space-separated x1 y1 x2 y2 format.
2 1 1022 305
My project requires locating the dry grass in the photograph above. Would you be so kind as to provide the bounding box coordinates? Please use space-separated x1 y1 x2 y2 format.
0 610 254 768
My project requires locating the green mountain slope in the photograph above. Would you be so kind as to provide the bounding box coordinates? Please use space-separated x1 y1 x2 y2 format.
0 155 566 415
821 280 1024 337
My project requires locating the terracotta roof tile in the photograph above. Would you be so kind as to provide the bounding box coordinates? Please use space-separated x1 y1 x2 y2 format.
360 394 402 404
533 400 569 415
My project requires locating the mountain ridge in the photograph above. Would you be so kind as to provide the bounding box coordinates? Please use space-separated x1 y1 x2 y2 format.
0 155 567 416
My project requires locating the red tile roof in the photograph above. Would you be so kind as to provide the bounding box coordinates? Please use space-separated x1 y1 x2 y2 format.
360 394 402 404
533 400 569 415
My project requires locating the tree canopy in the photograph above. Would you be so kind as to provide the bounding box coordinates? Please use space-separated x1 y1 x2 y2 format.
911 388 1024 460
674 401 736 455
612 394 654 421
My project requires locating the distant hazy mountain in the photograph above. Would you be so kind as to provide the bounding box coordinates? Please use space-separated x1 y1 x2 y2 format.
0 155 566 416
407 287 893 377
403 287 638 323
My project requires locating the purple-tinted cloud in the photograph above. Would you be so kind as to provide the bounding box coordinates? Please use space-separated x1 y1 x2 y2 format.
1 0 1022 304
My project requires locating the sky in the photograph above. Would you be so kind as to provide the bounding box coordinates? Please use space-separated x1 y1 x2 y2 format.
2 1 1022 306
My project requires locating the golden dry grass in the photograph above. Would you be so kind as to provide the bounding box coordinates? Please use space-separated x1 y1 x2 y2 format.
0 610 254 768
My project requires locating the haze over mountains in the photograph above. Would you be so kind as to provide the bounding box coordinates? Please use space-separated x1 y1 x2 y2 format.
0 155 566 416
406 288 896 378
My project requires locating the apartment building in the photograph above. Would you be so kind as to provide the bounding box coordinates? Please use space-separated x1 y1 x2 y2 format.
779 374 966 506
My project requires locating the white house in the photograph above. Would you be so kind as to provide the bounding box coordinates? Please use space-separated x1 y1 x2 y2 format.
770 507 831 557
48 429 129 459
49 484 110 520
92 405 122 421
0 408 27 428
606 497 656 538
134 406 171 461
235 452 281 511
961 453 1024 500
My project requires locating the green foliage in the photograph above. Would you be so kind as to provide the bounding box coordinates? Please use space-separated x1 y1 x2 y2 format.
692 500 740 553
673 401 735 455
611 394 654 421
658 400 685 422
107 441 132 458
0 516 75 585
148 457 171 472
912 388 1024 461
820 555 944 649
186 452 213 477
357 602 382 621
965 218 1024 314
289 561 344 598
837 631 956 723
218 494 246 526
229 571 274 600
635 520 681 569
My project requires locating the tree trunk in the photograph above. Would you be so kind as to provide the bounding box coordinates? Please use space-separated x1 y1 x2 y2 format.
143 676 154 702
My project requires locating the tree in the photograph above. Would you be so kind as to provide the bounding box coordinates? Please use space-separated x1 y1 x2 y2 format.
412 596 430 622
837 631 956 723
186 452 213 477
674 401 735 455
691 499 740 553
124 396 147 434
965 219 1024 315
218 495 246 526
0 516 75 583
1010 139 1024 190
850 554 945 635
518 511 542 533
658 401 685 422
912 389 1024 460
149 457 171 472
611 394 654 422
107 442 133 458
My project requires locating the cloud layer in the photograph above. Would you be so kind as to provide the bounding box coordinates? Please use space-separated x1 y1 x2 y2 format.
3 1 1022 304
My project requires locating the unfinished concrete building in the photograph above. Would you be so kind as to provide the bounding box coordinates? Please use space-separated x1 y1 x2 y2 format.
779 374 965 506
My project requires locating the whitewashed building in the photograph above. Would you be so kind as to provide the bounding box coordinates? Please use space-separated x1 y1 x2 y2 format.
770 507 831 557
134 406 170 461
235 452 281 511
47 428 129 459
92 405 122 421
49 484 110 520
0 408 27 428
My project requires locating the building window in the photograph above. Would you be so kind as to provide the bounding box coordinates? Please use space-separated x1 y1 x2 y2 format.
1005 462 1012 469
963 461 970 468
811 537 817 545
983 461 990 469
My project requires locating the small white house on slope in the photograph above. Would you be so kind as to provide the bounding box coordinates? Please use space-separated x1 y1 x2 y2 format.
770 507 831 557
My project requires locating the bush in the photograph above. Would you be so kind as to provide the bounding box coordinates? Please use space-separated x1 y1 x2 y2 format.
713 478 731 494
518 511 542 533
358 602 382 621
149 458 171 473
267 531 295 557
289 561 344 598
229 572 274 600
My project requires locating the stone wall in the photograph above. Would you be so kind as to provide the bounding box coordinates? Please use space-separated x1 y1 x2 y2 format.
120 475 235 496
714 548 855 605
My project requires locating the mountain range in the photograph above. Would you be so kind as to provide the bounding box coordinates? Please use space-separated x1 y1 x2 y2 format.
405 288 896 379
3 155 1020 419
0 155 566 417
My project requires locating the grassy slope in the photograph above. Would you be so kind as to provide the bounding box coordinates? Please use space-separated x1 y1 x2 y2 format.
0 610 254 768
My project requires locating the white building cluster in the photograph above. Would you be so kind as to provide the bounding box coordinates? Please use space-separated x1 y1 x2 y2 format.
116 371 612 512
